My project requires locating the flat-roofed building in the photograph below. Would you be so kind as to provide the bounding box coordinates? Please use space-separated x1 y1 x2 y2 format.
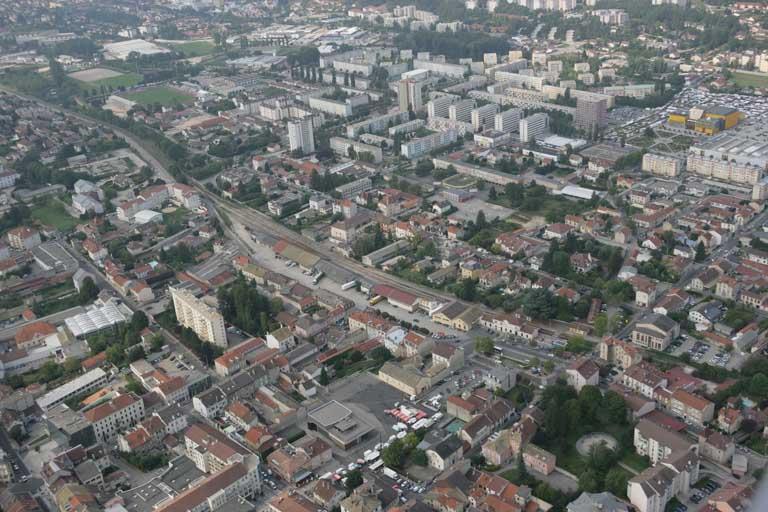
171 287 227 348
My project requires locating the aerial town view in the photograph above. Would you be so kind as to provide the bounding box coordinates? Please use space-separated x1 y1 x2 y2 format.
1 0 768 511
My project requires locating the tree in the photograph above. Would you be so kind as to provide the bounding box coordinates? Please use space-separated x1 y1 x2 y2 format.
749 373 768 399
319 367 330 386
130 311 149 332
77 277 99 304
605 467 629 497
475 210 487 230
345 469 363 492
382 439 405 468
63 358 81 375
695 241 707 262
579 469 601 493
594 314 608 336
150 334 164 352
475 336 495 355
488 187 497 201
412 449 427 466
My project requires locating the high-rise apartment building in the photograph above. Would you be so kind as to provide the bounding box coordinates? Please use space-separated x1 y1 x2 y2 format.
449 99 475 123
575 97 607 133
427 95 458 118
171 288 228 348
287 118 315 155
495 109 522 133
519 113 549 142
398 79 423 112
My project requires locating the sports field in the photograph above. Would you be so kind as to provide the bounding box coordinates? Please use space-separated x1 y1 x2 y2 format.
731 71 768 89
68 68 142 90
121 86 194 106
164 40 216 57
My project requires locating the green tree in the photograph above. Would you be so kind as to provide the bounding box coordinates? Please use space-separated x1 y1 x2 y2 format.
77 277 99 304
695 241 707 262
579 469 601 492
382 439 405 468
605 467 629 498
594 313 608 336
345 469 363 492
412 449 427 466
475 336 495 355
319 367 330 386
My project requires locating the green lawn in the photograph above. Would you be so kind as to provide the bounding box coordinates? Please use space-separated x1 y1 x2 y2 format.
731 71 768 89
122 86 194 106
73 72 142 92
31 199 80 231
164 41 216 57
621 452 651 473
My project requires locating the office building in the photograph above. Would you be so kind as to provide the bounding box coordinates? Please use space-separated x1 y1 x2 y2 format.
449 99 475 123
398 79 423 112
471 104 500 132
171 288 228 348
519 113 549 143
427 95 458 118
287 118 315 155
642 153 682 177
495 109 522 133
575 97 607 133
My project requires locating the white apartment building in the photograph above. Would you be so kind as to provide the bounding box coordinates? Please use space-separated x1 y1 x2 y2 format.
401 129 458 159
686 134 768 185
388 119 425 136
495 71 545 91
347 111 409 138
288 118 315 155
156 455 261 512
495 109 522 133
308 97 353 117
428 95 459 118
519 113 549 142
83 393 145 442
449 99 475 123
398 79 423 112
413 59 468 78
329 137 383 163
633 419 693 465
170 288 228 348
642 153 682 177
471 104 500 132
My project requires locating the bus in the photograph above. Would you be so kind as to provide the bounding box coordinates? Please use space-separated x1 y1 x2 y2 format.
341 280 358 291
369 460 384 471
369 295 384 306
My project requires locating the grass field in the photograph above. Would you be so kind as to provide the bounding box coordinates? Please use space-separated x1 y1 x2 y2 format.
71 70 143 91
731 71 768 89
122 86 194 106
31 199 80 231
164 40 216 57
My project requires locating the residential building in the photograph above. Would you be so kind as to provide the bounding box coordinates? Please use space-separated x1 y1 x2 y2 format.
36 368 109 411
622 362 668 399
471 104 500 132
426 436 464 471
170 287 227 348
566 358 600 392
567 492 630 512
495 108 522 133
642 153 682 177
398 79 424 112
155 455 261 512
7 227 40 250
633 418 693 465
575 97 607 133
448 99 475 123
670 389 714 427
599 337 643 369
628 450 699 512
401 129 458 159
428 95 458 118
288 118 316 155
519 113 549 142
83 393 144 442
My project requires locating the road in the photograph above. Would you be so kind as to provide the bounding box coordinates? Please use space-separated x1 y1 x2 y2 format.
0 426 29 481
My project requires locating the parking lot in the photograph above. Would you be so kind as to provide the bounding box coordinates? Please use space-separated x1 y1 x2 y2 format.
667 335 746 370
